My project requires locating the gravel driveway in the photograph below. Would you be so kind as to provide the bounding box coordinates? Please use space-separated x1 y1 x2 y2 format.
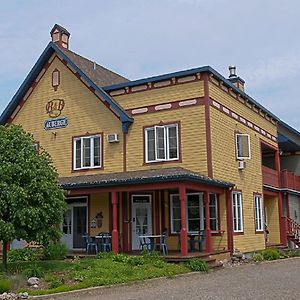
33 258 300 300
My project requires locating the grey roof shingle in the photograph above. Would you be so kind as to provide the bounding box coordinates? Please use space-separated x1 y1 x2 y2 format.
59 167 234 189
61 48 129 87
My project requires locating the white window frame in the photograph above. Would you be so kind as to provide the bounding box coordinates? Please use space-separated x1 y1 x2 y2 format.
209 193 219 232
145 124 179 163
254 194 264 232
236 133 251 160
232 192 244 233
73 134 102 170
170 193 205 234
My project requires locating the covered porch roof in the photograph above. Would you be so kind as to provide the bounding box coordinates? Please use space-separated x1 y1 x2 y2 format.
59 167 234 192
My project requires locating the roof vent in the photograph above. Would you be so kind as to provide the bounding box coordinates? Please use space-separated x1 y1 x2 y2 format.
229 65 237 78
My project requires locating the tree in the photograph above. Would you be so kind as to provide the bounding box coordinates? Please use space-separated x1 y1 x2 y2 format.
0 124 66 271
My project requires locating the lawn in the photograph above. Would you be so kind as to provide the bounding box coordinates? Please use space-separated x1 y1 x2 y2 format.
0 252 192 295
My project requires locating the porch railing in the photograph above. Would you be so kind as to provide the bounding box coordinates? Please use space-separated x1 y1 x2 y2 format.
281 169 300 192
286 217 300 242
262 165 279 188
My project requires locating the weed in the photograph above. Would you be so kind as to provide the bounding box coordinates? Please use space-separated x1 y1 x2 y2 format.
185 259 209 272
0 278 12 293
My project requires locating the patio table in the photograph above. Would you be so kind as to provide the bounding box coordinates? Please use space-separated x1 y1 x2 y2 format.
139 234 162 251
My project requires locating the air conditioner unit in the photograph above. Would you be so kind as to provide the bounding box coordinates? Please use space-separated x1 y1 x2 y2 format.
238 160 246 170
107 133 119 143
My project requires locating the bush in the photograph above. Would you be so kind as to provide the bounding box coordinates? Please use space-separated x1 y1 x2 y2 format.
127 256 145 266
112 254 129 263
141 249 160 258
261 249 280 261
0 278 12 293
24 263 44 278
48 278 64 289
185 259 209 272
96 252 114 259
43 243 67 260
8 248 38 262
287 250 300 257
252 253 264 262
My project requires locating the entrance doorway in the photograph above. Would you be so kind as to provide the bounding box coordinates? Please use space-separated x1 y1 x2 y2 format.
131 195 152 250
60 197 88 250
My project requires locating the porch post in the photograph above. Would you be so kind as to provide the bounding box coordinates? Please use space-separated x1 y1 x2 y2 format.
226 189 234 253
275 149 287 246
111 191 119 253
179 185 188 256
204 191 212 253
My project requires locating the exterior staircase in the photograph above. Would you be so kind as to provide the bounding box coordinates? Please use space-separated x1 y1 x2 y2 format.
287 217 300 247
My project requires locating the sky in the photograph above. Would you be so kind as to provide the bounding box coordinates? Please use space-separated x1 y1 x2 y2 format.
1 0 300 130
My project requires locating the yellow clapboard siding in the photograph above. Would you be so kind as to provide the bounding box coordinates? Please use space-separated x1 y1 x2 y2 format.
126 105 208 174
113 81 204 109
209 82 277 137
12 57 124 177
264 195 280 244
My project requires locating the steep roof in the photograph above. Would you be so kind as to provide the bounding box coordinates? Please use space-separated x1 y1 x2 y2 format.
0 42 133 132
61 48 129 87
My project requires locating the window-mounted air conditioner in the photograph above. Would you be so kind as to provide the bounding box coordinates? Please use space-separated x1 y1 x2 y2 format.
238 160 246 170
107 133 119 143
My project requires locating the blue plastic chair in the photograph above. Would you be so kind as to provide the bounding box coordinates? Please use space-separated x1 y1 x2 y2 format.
82 234 98 254
139 236 151 251
98 232 111 252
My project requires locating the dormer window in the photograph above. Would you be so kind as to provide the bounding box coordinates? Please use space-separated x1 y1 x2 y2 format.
145 123 179 163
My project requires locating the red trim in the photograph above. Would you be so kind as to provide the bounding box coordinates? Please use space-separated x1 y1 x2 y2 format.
161 190 166 232
121 192 128 252
71 132 104 173
263 189 279 197
111 191 119 253
155 191 160 234
203 73 213 178
109 193 112 233
179 184 188 256
123 133 127 172
128 193 132 252
143 121 182 165
126 97 205 116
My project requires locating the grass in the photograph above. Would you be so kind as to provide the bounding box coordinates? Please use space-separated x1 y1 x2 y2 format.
0 254 191 295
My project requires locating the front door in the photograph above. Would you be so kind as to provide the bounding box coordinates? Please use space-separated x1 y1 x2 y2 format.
131 195 152 250
60 197 88 250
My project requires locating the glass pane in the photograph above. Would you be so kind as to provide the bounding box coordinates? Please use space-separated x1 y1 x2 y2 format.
210 206 216 218
94 137 101 167
156 127 166 159
188 195 199 207
173 220 181 232
173 207 181 219
136 207 148 235
237 134 249 158
75 139 81 169
188 219 200 232
210 219 217 231
83 138 91 167
168 126 178 159
188 207 200 219
146 129 155 161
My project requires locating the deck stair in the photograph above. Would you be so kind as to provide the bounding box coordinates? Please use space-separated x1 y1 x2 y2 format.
287 217 300 247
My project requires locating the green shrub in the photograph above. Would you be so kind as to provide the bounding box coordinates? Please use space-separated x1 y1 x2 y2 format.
262 249 280 261
0 278 12 293
185 259 209 272
287 250 300 257
24 263 44 278
48 278 64 289
43 243 67 260
96 252 114 259
252 253 264 262
8 248 38 262
141 249 160 258
112 254 129 263
127 256 145 266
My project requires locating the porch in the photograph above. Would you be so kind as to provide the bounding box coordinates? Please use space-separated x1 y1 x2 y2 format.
59 167 234 256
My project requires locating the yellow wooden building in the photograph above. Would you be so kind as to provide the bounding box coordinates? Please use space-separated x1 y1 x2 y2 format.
1 24 300 255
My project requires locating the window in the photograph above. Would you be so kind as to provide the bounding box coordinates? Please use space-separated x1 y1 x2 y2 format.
232 192 243 232
254 195 263 232
170 193 205 233
236 133 250 159
145 124 179 162
209 194 219 232
73 135 101 170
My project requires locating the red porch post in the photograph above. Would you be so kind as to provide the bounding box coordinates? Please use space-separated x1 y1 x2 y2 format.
111 191 119 253
275 149 287 246
179 185 188 256
204 191 212 253
226 189 234 253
